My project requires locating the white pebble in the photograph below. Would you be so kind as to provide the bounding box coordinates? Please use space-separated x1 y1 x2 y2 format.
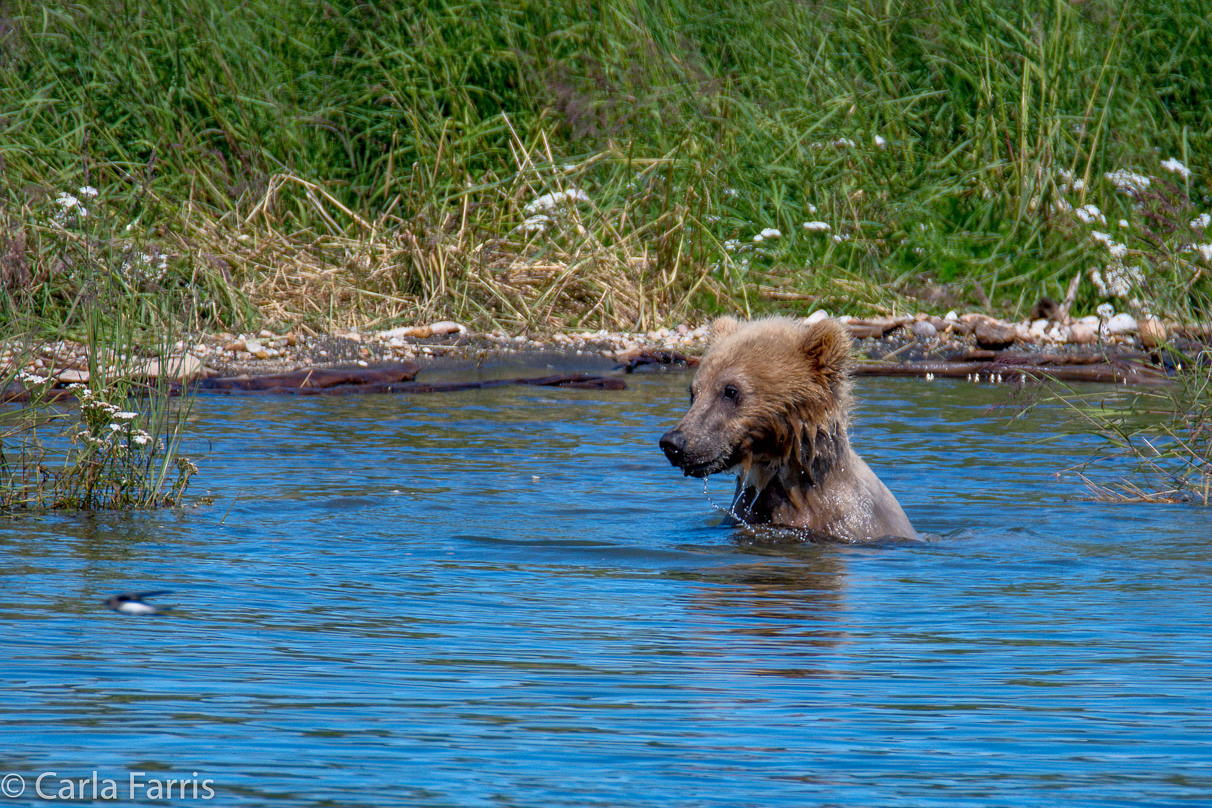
1105 312 1138 335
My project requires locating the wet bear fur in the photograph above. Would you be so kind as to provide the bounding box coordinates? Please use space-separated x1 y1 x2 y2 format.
659 316 916 540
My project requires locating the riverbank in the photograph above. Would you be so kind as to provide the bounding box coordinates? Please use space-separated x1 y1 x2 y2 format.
6 306 1199 395
3 0 1210 351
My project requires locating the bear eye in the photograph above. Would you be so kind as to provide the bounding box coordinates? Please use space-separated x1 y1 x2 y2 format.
722 384 740 402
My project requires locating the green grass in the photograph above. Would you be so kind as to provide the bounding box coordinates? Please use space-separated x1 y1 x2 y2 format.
0 181 200 512
1 0 1210 333
1040 343 1212 505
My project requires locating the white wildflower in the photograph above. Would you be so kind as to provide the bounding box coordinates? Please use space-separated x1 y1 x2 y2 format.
84 399 119 415
802 221 831 232
1196 244 1212 262
1092 230 1128 259
108 423 126 433
121 250 171 283
1089 269 1108 295
758 228 781 240
1104 169 1151 196
19 372 48 385
831 233 849 243
115 411 138 420
78 185 99 197
519 214 550 234
52 191 88 221
874 135 888 148
1075 204 1106 226
806 203 818 214
1191 213 1210 230
1104 265 1144 297
832 138 856 148
724 239 740 252
132 431 152 446
523 188 590 215
1054 198 1073 213
1160 158 1191 179
723 188 739 198
1056 169 1084 193
1118 219 1130 228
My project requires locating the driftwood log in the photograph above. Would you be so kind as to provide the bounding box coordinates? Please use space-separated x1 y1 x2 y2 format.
198 363 422 392
0 363 626 403
854 357 1168 385
195 364 626 395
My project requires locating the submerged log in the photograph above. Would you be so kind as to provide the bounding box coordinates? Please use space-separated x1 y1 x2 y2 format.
0 385 75 404
616 348 700 371
196 368 626 395
517 374 628 390
2 365 626 402
853 358 1168 385
197 362 421 392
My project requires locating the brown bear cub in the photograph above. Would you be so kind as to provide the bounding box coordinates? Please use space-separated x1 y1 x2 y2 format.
659 316 917 541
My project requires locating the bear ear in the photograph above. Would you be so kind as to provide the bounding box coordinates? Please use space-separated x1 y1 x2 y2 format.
799 318 852 377
708 316 740 344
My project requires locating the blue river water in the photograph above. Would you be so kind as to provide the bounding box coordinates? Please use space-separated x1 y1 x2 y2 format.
2 368 1210 807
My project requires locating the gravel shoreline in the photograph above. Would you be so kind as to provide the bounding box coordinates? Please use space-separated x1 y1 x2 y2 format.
8 311 1205 390
192 310 1196 378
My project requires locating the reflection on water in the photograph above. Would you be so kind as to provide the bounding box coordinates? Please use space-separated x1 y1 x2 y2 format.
2 373 1211 807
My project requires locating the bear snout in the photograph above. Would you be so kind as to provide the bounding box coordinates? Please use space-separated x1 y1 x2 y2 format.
659 429 687 468
660 428 725 477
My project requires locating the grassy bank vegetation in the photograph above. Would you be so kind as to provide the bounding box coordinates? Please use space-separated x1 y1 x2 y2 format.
0 184 199 511
1035 340 1209 506
2 0 1209 334
2 0 1211 510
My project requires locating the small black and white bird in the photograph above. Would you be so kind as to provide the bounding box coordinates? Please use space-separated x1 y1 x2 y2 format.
104 590 173 615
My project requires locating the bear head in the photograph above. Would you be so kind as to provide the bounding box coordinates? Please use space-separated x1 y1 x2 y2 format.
658 315 853 480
